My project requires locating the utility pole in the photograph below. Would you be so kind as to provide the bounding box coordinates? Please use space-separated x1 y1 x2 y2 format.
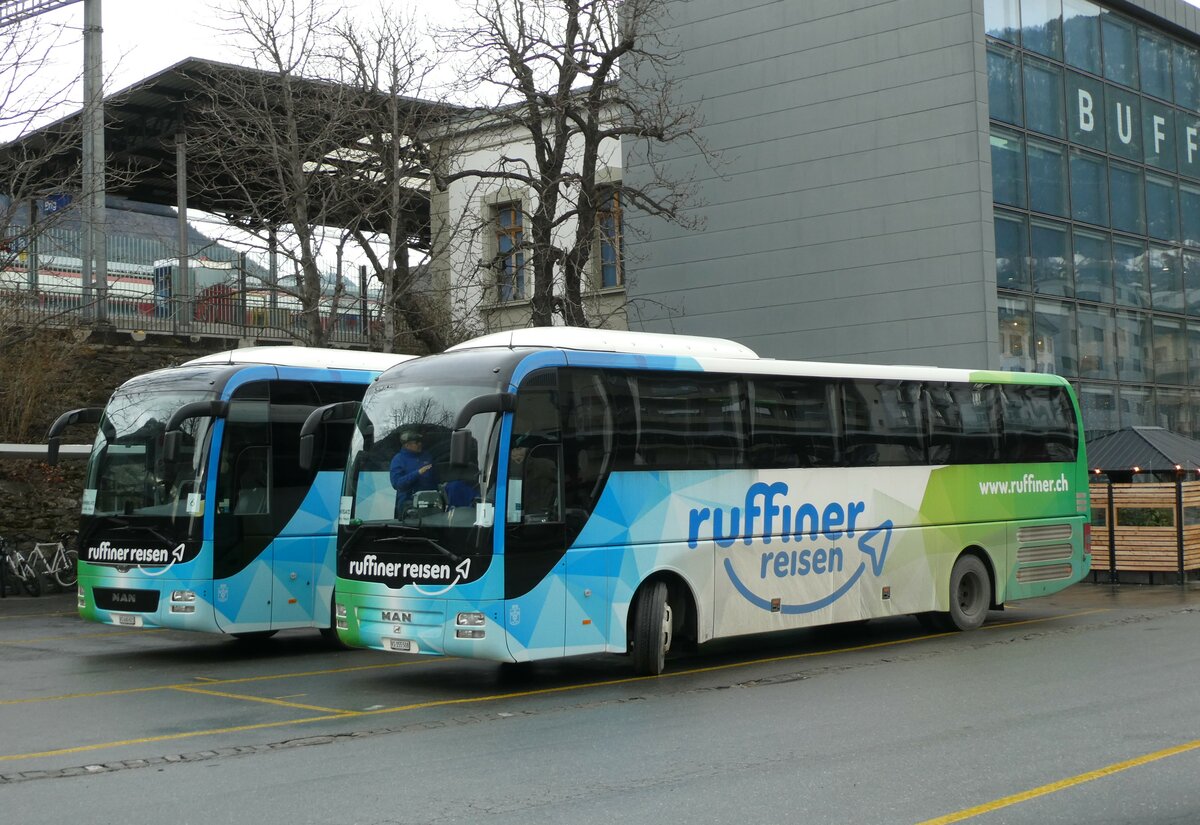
0 0 103 320
82 0 106 323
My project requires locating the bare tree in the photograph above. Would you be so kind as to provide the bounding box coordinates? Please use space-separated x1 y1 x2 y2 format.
436 0 710 328
185 0 457 352
332 10 462 354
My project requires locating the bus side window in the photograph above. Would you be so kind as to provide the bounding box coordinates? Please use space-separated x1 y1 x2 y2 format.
927 383 1002 465
561 369 614 514
508 371 562 525
843 379 926 466
634 373 746 470
233 446 269 515
1000 384 1077 462
748 377 839 468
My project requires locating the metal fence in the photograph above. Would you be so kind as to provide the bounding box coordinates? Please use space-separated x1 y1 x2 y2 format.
2 228 380 344
0 284 378 345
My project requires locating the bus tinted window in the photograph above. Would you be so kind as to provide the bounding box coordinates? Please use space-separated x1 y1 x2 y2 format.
561 370 614 514
1000 384 1078 462
842 380 926 467
632 374 745 470
749 378 839 468
927 383 1003 464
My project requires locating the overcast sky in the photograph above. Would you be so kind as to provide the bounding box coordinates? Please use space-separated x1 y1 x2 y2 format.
28 0 1200 107
34 0 467 100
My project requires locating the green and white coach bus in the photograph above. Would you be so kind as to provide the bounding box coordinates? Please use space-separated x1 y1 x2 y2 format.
332 328 1090 675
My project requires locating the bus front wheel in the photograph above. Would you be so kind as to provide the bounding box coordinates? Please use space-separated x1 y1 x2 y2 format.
946 554 990 631
632 581 672 676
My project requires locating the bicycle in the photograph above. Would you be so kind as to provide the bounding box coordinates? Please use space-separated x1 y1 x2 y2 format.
0 534 43 597
31 531 79 591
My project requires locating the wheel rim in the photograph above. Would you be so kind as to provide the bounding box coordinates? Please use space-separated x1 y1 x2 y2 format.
661 603 673 652
956 571 983 615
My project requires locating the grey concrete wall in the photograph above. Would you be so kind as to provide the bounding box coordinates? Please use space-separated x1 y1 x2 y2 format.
623 0 1001 368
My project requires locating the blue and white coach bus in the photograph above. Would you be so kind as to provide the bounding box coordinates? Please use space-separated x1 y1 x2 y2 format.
48 346 414 640
333 329 1089 674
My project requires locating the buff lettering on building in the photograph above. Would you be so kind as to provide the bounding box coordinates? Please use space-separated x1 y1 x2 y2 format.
689 481 893 614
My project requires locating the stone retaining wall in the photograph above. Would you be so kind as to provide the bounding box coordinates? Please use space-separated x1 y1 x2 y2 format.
0 328 239 540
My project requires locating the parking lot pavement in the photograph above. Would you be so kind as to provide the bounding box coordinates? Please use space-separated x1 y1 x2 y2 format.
0 589 75 615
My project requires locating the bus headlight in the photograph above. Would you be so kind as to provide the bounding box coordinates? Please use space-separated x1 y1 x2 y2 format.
335 602 347 618
170 604 196 613
456 612 485 626
171 590 196 602
77 587 86 608
456 629 485 639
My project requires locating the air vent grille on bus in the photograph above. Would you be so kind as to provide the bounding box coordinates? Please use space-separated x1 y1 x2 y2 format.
1017 544 1074 564
1015 563 1073 583
1017 524 1073 543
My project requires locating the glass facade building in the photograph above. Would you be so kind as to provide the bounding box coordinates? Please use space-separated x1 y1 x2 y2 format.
986 0 1200 436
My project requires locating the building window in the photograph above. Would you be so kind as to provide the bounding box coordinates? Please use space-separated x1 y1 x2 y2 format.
494 202 525 301
597 189 623 289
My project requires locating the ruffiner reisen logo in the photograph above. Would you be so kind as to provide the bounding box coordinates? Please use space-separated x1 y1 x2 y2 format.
687 481 893 614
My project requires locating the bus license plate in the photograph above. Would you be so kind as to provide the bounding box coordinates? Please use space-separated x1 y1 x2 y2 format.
116 614 142 627
386 639 412 652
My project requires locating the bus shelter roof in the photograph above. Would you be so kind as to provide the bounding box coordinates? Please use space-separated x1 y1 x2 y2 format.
0 57 460 246
1087 426 1200 474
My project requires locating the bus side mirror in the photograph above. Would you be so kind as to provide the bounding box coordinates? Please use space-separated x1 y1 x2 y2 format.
450 429 472 466
163 430 181 463
448 392 516 467
298 400 361 471
163 400 229 462
46 407 103 466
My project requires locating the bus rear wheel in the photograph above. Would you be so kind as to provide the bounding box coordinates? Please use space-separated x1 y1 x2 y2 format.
632 581 672 676
946 554 990 631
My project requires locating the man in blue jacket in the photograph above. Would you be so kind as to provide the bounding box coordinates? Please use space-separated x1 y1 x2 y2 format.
390 431 437 518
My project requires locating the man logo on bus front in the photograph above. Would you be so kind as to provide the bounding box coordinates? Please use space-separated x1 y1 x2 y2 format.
688 481 894 614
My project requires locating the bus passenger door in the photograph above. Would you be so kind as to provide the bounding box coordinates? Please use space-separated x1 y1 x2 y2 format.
212 397 275 633
504 441 567 658
267 407 321 629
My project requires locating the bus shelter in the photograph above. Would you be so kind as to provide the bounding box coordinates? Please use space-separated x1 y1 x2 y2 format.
1087 426 1200 584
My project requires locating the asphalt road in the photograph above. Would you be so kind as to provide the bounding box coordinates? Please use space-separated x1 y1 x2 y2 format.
1 582 1198 824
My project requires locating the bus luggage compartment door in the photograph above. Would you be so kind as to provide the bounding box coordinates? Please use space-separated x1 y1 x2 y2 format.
270 536 315 628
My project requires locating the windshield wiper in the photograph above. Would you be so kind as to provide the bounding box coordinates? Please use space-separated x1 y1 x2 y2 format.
104 520 177 549
372 532 460 564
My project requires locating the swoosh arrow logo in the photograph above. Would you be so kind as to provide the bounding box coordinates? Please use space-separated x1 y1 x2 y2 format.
724 520 893 614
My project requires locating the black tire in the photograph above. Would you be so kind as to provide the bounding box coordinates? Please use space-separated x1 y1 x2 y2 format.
631 580 672 676
53 550 78 589
946 554 990 631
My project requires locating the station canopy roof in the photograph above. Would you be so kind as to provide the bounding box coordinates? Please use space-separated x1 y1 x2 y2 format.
0 57 464 246
1087 426 1200 474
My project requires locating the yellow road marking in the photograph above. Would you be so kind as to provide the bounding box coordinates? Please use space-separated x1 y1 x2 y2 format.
171 686 347 714
0 659 433 706
982 607 1108 630
0 610 1102 763
918 739 1200 824
0 714 357 761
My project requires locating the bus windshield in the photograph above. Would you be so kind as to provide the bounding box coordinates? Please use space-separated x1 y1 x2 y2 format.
347 381 501 542
86 387 217 518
